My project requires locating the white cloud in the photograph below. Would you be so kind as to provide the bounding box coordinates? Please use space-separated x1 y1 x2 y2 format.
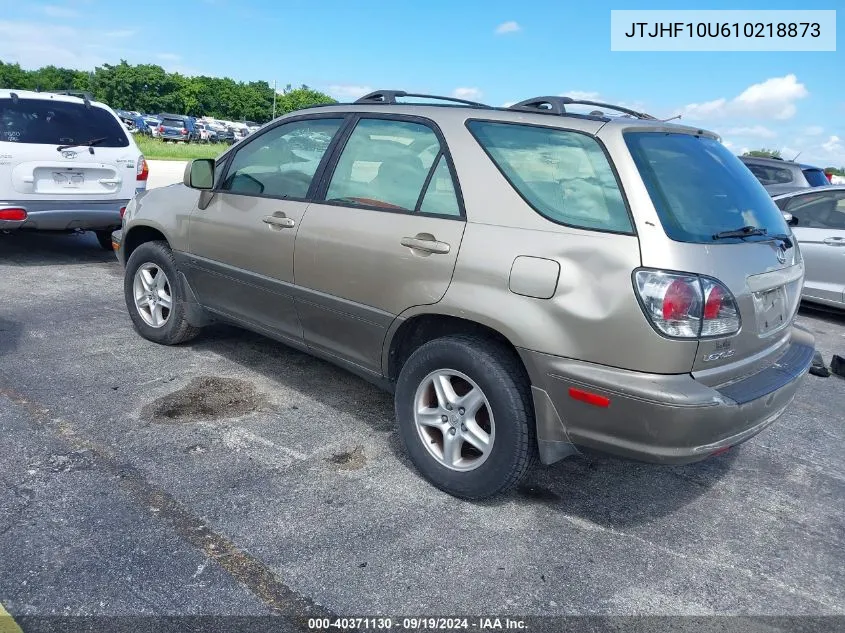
41 5 79 18
822 135 843 154
156 53 181 61
724 125 777 139
0 21 104 70
452 87 483 101
804 125 824 136
561 91 600 101
679 74 808 121
326 84 373 100
495 21 521 35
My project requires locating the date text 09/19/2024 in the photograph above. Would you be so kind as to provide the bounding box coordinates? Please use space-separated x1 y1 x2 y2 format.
307 617 528 630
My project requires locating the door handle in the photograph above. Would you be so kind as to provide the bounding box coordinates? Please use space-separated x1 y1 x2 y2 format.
401 236 450 254
99 178 121 185
262 214 295 229
823 237 845 246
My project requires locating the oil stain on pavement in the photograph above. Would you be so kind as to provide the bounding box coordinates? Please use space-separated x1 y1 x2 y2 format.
143 376 268 423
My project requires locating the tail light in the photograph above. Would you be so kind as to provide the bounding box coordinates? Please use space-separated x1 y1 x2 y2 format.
825 172 834 183
119 206 127 218
634 270 740 339
159 126 164 134
136 156 149 181
181 129 188 135
0 207 27 221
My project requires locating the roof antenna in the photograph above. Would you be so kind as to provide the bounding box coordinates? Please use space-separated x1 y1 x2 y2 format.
661 114 682 122
10 91 18 103
791 151 802 162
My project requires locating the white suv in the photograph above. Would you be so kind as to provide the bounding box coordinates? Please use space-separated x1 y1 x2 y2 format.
0 90 148 250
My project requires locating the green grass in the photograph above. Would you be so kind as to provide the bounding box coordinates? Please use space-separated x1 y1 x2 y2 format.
136 136 231 161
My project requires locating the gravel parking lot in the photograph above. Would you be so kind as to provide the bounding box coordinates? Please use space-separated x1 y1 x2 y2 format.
1 216 844 628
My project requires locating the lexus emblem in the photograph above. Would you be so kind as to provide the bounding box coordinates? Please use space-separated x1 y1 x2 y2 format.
61 150 77 159
776 245 787 264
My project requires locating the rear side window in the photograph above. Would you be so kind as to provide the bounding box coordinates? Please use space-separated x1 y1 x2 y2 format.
325 118 454 213
802 169 829 187
745 163 793 185
0 98 129 147
467 120 632 233
626 133 789 244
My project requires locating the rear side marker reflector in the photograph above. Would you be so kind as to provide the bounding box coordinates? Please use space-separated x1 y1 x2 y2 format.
0 208 27 221
568 387 610 408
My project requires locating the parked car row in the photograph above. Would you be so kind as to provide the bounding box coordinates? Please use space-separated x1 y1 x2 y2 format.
114 108 260 144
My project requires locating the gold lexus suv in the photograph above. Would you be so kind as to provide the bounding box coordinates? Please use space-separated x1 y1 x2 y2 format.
115 90 814 499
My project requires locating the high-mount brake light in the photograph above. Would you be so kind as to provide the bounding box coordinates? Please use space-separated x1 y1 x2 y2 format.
634 270 740 339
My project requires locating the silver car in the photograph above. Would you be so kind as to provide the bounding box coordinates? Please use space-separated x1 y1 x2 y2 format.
775 185 845 309
114 91 815 499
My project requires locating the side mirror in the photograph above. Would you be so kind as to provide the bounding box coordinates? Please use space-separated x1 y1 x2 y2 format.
781 211 798 227
184 159 214 189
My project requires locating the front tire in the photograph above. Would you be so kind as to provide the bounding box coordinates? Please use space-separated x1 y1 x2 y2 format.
395 334 536 500
124 240 201 345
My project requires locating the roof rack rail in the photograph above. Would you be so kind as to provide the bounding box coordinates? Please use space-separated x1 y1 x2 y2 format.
354 90 490 108
508 96 657 120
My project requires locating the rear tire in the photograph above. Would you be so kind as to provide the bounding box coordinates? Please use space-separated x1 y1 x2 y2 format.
395 334 536 500
94 230 115 251
124 240 201 345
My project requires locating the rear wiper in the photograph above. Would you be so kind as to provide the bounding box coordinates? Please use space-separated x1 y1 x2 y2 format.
712 226 793 248
712 226 767 240
56 137 108 153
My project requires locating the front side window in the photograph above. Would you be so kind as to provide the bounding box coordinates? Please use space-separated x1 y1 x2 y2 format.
467 121 631 233
325 119 451 212
221 118 343 198
785 190 845 229
0 98 129 147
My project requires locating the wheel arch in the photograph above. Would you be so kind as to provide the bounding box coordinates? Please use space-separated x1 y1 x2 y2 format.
384 311 529 384
122 224 169 265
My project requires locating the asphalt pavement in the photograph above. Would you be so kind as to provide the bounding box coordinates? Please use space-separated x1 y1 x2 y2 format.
1 225 844 630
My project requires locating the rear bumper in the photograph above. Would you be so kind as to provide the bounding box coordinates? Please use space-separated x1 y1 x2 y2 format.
0 199 130 231
519 325 815 465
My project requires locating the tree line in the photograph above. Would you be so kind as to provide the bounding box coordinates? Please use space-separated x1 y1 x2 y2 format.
0 60 336 123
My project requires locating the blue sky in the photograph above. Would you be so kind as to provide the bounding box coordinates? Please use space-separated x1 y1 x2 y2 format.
1 0 842 165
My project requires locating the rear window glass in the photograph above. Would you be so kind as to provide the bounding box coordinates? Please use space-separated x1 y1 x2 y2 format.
625 133 789 243
0 98 129 147
467 121 632 233
802 169 829 187
161 118 186 128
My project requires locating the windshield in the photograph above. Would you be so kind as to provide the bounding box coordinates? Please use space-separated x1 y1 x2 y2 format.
625 132 789 243
0 98 129 147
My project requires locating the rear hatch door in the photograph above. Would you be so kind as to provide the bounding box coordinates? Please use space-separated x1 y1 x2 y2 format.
621 130 802 377
1 96 139 201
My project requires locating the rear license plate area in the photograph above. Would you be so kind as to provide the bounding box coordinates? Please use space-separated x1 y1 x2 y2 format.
752 286 788 336
53 171 84 187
